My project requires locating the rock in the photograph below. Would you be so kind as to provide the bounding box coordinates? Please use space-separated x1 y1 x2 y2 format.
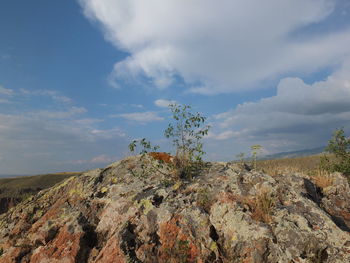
0 155 349 262
0 197 21 215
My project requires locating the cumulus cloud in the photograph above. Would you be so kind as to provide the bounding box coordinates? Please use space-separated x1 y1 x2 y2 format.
154 99 176 108
113 111 164 122
79 0 350 93
209 59 350 154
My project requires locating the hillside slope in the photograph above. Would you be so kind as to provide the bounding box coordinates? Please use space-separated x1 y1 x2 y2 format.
0 172 81 215
0 155 349 262
261 147 325 160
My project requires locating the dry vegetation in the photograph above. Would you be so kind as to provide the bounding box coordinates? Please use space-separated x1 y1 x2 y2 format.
257 155 326 176
257 154 338 190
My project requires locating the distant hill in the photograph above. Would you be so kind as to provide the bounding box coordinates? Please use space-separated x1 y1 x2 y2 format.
0 172 81 214
261 146 325 160
0 174 28 178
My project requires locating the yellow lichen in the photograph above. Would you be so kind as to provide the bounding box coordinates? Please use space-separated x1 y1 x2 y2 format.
210 241 218 252
101 187 108 193
68 184 85 198
172 181 182 191
231 234 237 241
111 178 118 184
137 199 154 215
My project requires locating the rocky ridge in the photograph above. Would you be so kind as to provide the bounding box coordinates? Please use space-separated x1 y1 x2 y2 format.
0 154 349 262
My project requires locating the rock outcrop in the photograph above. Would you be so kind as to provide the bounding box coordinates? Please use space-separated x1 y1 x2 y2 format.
0 197 21 215
0 155 349 262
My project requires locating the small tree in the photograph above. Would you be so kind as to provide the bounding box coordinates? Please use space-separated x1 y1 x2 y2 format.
251 145 263 169
128 104 210 180
164 104 210 178
320 128 350 180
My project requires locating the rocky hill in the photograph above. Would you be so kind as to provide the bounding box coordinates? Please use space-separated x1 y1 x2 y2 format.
0 172 81 215
0 154 349 263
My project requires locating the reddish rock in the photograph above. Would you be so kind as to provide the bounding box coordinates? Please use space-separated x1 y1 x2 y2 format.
92 237 126 263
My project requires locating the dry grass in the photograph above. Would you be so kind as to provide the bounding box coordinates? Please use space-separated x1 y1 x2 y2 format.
257 155 336 189
257 155 324 176
312 170 334 189
230 189 277 224
250 188 276 223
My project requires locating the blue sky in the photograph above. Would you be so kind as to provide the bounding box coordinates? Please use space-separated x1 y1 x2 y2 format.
1 0 350 175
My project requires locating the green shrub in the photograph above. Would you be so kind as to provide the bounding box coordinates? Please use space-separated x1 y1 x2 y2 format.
165 104 210 179
128 138 165 178
129 104 210 180
320 128 350 181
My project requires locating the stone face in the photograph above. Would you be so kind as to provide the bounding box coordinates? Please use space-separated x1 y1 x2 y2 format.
0 155 350 262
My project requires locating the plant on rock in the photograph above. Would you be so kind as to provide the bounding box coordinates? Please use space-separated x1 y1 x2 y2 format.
128 103 210 180
165 103 210 179
128 138 163 178
128 138 160 154
250 145 263 169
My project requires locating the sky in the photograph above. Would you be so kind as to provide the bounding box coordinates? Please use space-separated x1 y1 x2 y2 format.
1 0 350 175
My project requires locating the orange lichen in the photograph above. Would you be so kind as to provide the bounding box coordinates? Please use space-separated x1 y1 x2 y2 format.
158 216 200 263
149 152 174 164
92 237 126 263
30 225 81 263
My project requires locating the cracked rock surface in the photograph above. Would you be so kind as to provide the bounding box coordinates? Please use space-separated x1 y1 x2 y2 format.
0 155 349 263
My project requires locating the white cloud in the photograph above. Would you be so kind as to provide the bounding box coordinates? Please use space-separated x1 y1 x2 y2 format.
206 130 243 140
0 86 14 96
154 99 176 108
91 154 115 163
19 89 73 104
90 127 126 139
79 0 350 94
71 154 116 165
209 59 350 153
0 98 11 104
0 111 128 174
130 104 144 108
113 111 164 122
0 88 128 174
30 107 87 119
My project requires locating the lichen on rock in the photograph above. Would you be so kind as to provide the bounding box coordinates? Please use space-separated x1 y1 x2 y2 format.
0 155 349 262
